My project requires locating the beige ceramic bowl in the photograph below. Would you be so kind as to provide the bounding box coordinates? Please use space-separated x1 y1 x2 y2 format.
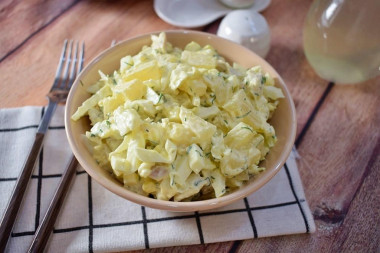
65 30 296 212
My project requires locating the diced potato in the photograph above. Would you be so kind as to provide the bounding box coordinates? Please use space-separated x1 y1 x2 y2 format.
157 177 177 200
90 120 119 139
224 122 256 149
194 105 219 119
179 107 216 149
263 86 284 100
202 69 233 105
220 148 248 177
123 60 161 82
113 79 147 101
248 164 265 176
184 41 201 52
151 32 172 53
120 55 134 74
110 155 131 176
142 178 159 193
145 87 160 104
72 86 112 121
88 107 103 125
181 50 216 69
203 169 226 197
173 173 209 201
135 148 169 163
211 132 225 160
168 123 197 147
180 79 207 97
188 144 215 174
123 173 139 187
113 108 142 136
165 139 177 163
126 132 145 171
169 155 192 187
169 64 199 91
100 93 124 117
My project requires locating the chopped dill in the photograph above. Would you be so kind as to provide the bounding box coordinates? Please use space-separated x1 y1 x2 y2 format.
241 126 253 133
194 179 204 187
195 149 204 157
236 110 251 119
186 145 193 154
158 93 166 103
210 94 216 104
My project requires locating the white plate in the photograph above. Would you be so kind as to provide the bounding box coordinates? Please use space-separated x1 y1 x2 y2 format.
154 0 271 28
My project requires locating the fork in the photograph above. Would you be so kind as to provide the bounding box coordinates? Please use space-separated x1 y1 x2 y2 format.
0 40 85 251
27 40 113 252
27 40 117 252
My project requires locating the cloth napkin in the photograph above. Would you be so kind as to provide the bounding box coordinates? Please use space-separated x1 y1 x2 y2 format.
0 106 315 253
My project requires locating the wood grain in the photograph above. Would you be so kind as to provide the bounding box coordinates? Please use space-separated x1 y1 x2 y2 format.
0 0 78 61
0 0 178 108
237 78 380 252
1 0 379 252
332 138 380 252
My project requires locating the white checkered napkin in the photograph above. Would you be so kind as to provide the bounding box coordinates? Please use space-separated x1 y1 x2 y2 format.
0 106 315 253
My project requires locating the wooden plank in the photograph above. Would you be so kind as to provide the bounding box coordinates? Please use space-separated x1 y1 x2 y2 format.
238 77 380 251
0 0 178 108
129 242 234 253
0 0 77 61
332 139 380 252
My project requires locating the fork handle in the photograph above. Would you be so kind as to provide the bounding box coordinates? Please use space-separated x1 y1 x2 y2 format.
0 133 45 251
28 156 78 253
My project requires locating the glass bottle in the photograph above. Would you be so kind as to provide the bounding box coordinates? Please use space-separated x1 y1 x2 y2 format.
303 0 380 84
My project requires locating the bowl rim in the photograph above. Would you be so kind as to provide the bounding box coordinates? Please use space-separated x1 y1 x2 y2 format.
65 30 297 212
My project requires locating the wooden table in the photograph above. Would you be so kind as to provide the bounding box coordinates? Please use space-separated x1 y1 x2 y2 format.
1 0 379 252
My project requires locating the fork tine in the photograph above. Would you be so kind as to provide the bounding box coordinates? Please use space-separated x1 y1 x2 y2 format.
51 40 68 90
67 42 84 90
68 41 79 88
77 42 85 76
60 40 73 89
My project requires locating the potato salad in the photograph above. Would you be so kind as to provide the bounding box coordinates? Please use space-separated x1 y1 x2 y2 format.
72 32 284 201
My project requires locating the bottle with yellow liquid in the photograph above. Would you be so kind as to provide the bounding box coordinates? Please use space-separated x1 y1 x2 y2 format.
303 0 380 84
